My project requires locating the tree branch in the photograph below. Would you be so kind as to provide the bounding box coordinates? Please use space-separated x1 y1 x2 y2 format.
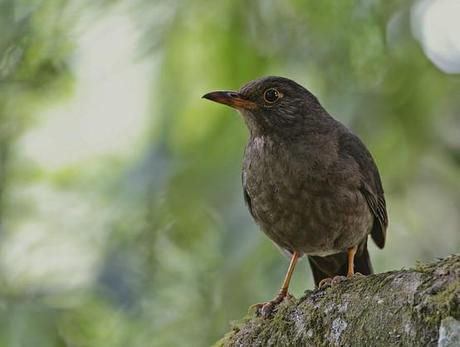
215 255 460 347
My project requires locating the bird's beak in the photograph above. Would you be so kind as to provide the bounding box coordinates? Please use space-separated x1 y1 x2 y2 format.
202 91 256 110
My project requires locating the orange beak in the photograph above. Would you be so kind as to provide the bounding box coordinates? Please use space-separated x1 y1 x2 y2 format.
202 91 256 110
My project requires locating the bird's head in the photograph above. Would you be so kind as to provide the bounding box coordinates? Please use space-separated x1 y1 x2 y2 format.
203 76 323 136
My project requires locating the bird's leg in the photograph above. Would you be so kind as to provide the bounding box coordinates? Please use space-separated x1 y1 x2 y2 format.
347 245 357 277
251 251 299 317
319 245 361 289
347 245 365 279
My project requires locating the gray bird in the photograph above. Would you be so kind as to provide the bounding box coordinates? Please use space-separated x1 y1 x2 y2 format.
203 76 388 316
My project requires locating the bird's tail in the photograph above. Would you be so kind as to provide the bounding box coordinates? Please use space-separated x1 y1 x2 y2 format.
308 240 373 287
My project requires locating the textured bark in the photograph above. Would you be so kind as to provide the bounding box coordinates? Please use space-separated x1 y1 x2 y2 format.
214 255 460 347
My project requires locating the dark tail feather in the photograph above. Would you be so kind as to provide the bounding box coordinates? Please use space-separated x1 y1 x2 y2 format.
308 241 373 287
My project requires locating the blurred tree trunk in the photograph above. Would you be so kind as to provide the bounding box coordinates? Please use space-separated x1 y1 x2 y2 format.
214 255 460 347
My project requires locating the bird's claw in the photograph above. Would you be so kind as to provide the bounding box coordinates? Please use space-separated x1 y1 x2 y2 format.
250 301 276 317
331 275 347 285
319 272 366 289
250 292 292 318
318 276 345 288
318 277 332 288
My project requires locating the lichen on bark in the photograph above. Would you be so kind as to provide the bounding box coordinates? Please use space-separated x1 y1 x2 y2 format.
214 255 460 347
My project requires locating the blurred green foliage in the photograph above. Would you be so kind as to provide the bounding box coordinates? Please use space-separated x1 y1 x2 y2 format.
0 0 459 346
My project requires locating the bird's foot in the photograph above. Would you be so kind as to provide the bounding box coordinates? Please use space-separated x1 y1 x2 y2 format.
319 272 366 289
318 275 346 288
348 272 365 279
250 292 292 318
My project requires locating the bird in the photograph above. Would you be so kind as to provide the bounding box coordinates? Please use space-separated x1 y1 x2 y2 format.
202 76 388 317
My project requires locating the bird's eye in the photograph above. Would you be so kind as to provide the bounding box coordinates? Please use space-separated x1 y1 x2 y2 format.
264 88 280 103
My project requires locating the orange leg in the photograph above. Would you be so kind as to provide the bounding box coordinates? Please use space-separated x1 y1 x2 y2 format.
252 251 299 316
278 251 299 296
347 245 358 277
318 245 359 289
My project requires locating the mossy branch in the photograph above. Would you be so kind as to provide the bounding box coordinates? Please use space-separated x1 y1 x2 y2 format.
214 255 460 347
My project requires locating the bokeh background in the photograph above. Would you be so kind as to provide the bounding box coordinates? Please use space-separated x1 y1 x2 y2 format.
0 0 459 346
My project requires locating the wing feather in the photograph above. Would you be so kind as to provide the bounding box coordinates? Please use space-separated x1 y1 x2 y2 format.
339 131 388 248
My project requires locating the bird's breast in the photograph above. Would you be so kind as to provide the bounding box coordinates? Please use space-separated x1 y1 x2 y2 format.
242 136 372 255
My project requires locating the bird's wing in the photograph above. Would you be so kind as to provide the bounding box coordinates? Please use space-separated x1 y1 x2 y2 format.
338 131 388 248
243 186 254 218
242 170 255 218
360 184 387 248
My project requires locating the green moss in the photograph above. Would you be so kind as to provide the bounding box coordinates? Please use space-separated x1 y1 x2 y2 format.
212 311 258 347
426 281 460 323
415 261 430 273
212 330 235 347
216 256 460 346
416 256 460 328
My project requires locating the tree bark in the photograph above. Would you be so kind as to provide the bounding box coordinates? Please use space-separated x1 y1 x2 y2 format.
214 255 460 347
